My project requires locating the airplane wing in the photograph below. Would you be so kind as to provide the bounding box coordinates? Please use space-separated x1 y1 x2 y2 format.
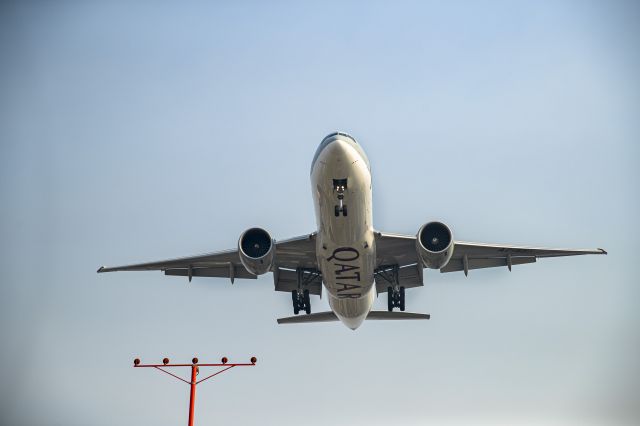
97 233 318 283
375 232 607 278
441 241 606 275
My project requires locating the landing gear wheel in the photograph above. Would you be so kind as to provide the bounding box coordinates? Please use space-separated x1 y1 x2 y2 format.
342 205 347 216
304 289 311 314
292 291 300 315
292 289 312 315
400 286 406 311
387 286 393 311
335 205 340 217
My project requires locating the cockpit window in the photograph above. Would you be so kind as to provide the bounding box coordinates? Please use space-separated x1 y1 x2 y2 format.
323 132 357 144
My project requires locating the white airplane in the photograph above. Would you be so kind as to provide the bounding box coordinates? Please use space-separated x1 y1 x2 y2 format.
98 132 606 329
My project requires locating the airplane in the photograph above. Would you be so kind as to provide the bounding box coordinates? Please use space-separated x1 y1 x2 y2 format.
98 132 607 330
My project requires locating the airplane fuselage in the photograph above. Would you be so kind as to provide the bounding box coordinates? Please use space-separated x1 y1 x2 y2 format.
311 133 376 329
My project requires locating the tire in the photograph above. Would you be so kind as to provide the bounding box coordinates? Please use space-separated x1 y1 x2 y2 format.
342 205 347 216
304 290 311 314
335 205 339 217
400 286 406 312
387 287 393 311
292 291 299 315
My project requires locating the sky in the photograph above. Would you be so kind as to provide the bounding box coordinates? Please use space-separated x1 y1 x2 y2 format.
1 1 639 425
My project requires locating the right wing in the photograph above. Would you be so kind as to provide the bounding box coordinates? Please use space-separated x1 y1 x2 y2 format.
374 232 606 286
97 233 318 286
441 241 607 274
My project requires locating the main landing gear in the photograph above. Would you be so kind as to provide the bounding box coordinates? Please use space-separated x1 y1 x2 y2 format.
333 178 347 217
387 286 405 312
291 289 311 315
290 268 320 315
375 265 406 311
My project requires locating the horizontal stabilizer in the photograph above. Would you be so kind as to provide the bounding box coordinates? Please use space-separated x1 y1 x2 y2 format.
366 311 430 320
277 311 339 324
277 310 430 324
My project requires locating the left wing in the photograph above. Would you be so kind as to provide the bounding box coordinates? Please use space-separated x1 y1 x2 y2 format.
375 232 606 277
97 233 317 284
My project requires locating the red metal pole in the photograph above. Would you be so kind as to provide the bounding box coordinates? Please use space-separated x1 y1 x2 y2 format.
188 365 197 426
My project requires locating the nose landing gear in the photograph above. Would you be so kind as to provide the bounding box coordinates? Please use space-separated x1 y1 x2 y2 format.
333 178 348 217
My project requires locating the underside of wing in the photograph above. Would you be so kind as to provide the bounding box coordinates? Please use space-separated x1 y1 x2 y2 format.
97 233 319 285
97 248 257 282
442 242 607 274
375 231 606 278
273 233 322 295
374 232 423 293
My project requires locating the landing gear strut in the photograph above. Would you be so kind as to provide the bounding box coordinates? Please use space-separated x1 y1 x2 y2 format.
375 264 406 312
333 179 347 217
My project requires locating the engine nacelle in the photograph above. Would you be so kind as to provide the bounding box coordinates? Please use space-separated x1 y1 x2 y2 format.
416 221 454 269
238 227 275 275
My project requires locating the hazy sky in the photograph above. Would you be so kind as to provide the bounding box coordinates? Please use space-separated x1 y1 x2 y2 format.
1 1 638 425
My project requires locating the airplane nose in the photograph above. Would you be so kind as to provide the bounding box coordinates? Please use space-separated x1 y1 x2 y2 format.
321 139 350 158
311 132 361 175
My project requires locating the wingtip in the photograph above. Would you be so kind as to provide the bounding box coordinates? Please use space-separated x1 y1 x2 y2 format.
598 248 608 255
97 266 105 273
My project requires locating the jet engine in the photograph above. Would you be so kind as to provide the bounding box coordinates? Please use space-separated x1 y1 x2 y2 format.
238 227 275 275
416 221 454 269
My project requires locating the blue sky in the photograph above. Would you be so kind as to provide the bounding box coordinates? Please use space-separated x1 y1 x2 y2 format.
1 1 638 425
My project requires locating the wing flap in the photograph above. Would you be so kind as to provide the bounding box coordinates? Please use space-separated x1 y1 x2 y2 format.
440 256 536 273
164 266 257 280
375 263 423 293
273 268 322 295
